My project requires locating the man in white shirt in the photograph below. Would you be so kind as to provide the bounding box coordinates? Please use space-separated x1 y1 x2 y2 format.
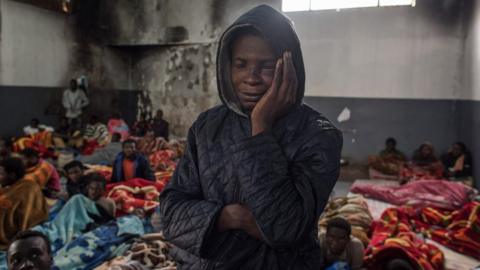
62 79 89 129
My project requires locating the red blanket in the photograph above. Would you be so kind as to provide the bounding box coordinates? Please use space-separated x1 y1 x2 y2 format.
365 207 444 270
106 178 164 216
350 179 476 210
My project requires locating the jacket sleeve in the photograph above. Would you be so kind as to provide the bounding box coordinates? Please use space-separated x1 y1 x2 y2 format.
111 157 120 183
159 126 223 258
231 128 342 248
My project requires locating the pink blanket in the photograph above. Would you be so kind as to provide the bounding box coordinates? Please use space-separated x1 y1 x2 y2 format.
350 179 476 210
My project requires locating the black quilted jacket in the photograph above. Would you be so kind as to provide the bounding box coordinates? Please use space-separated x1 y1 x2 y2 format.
159 5 343 270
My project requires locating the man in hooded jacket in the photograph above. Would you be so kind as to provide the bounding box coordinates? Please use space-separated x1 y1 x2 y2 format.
159 5 343 270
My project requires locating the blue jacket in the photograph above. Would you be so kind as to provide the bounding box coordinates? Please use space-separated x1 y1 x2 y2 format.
111 152 155 182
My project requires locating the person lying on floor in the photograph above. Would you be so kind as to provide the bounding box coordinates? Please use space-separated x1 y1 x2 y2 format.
0 158 48 250
78 133 122 165
82 172 116 218
441 142 473 182
111 139 154 183
368 137 407 176
7 230 53 270
319 217 364 270
19 148 60 198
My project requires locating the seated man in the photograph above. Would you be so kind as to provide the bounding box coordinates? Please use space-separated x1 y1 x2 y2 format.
81 173 116 217
368 137 407 178
7 230 53 270
20 148 60 198
78 133 122 165
111 140 154 183
0 158 48 250
61 160 86 200
319 217 364 270
23 118 54 137
441 142 473 182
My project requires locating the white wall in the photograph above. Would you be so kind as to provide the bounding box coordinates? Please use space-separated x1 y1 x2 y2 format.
0 0 75 87
287 3 465 99
463 0 480 101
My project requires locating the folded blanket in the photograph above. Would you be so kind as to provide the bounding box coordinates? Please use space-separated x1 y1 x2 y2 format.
350 179 476 210
107 179 165 216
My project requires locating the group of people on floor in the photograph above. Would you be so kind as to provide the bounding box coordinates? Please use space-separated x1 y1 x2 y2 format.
369 137 474 185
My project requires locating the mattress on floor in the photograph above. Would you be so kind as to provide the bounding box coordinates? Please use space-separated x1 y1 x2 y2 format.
348 179 480 270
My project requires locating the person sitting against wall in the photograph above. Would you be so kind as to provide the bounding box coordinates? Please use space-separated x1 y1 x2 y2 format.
132 112 151 137
111 139 154 183
400 142 444 184
0 158 48 250
52 117 73 148
319 217 364 270
7 230 53 270
23 118 54 137
56 160 87 201
19 148 60 198
151 109 169 141
441 142 473 186
78 133 122 165
368 137 407 179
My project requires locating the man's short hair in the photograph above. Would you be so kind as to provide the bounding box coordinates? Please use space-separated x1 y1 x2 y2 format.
20 148 39 159
31 118 40 125
386 137 397 145
9 230 52 256
326 217 351 236
0 158 26 180
63 160 85 172
122 139 136 147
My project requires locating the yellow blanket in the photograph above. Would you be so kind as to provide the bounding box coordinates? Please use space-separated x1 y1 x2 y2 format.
0 179 48 250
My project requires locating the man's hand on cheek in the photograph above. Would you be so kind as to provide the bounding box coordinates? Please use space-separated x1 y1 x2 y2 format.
251 51 298 136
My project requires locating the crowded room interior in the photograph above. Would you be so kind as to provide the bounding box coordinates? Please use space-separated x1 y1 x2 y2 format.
0 0 479 269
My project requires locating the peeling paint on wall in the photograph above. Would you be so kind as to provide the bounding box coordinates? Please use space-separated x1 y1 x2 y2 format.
133 44 220 138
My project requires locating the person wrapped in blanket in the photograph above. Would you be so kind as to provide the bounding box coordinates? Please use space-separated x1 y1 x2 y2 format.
319 195 372 247
0 158 48 250
111 140 154 183
441 142 474 186
83 115 110 154
399 142 444 184
78 133 122 166
319 217 364 270
19 148 60 199
7 230 54 270
368 137 407 179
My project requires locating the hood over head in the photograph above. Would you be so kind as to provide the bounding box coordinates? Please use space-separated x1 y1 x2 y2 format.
216 5 306 117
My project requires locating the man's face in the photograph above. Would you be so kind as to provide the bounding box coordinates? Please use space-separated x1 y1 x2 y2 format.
86 181 103 201
326 227 350 256
30 120 39 129
8 236 52 270
123 143 136 158
66 167 83 183
420 145 432 157
21 156 38 169
231 34 277 112
452 144 462 158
